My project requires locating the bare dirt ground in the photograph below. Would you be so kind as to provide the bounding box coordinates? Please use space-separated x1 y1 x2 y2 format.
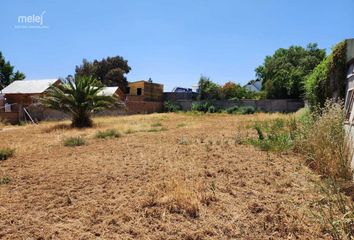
0 113 337 239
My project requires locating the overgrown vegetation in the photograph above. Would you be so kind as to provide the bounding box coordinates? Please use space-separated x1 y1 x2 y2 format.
63 136 86 147
298 102 353 180
305 41 348 109
247 103 354 239
191 102 256 114
227 106 256 114
312 179 354 240
248 119 293 152
0 148 14 160
95 129 122 139
249 102 353 181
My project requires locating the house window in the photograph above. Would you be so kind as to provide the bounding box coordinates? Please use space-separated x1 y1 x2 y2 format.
127 87 130 94
137 88 142 96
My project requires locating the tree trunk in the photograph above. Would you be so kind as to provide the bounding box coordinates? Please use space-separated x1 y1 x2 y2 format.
72 113 92 128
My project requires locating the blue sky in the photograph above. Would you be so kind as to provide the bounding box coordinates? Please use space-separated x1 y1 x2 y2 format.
1 0 353 91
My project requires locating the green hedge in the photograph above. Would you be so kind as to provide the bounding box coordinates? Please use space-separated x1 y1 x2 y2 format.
305 41 347 109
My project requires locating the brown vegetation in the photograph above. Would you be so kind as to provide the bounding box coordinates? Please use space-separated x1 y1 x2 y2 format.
0 113 349 239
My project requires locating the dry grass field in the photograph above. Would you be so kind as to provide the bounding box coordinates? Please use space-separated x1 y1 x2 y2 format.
0 113 341 239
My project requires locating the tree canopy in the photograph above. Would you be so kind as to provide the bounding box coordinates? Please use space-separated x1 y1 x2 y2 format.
198 76 221 100
255 43 325 99
220 81 258 100
197 76 259 100
75 56 131 93
0 52 25 90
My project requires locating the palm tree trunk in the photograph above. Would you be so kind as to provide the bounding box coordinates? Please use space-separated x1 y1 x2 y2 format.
72 113 92 128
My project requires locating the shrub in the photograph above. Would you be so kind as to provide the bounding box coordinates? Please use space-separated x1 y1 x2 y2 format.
143 179 200 218
147 127 167 132
0 177 11 185
0 148 14 160
177 123 187 128
238 106 256 114
64 137 86 147
124 128 136 134
151 122 162 127
207 105 216 113
226 106 239 114
164 101 181 112
226 105 255 114
248 119 293 152
191 102 213 112
298 101 353 181
95 129 122 139
255 125 264 140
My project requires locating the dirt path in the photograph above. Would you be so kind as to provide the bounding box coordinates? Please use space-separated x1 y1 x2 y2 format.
0 114 332 239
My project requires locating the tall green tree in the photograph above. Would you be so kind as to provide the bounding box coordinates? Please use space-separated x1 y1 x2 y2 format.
0 52 25 90
221 81 258 100
255 43 326 99
42 76 116 128
197 76 221 100
75 56 131 93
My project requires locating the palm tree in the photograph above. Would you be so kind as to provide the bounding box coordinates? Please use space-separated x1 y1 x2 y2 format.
42 76 116 128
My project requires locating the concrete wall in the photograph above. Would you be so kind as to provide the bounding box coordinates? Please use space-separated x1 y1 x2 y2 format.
169 99 304 113
25 105 128 122
126 101 163 114
24 100 163 122
164 92 197 101
0 112 19 124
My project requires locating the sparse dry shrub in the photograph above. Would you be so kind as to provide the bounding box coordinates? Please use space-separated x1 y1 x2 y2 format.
0 148 14 160
299 101 353 181
95 129 121 139
143 178 200 218
63 136 86 147
159 179 200 218
312 179 354 240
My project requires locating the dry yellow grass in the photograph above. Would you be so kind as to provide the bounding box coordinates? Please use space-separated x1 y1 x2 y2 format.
0 113 341 239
